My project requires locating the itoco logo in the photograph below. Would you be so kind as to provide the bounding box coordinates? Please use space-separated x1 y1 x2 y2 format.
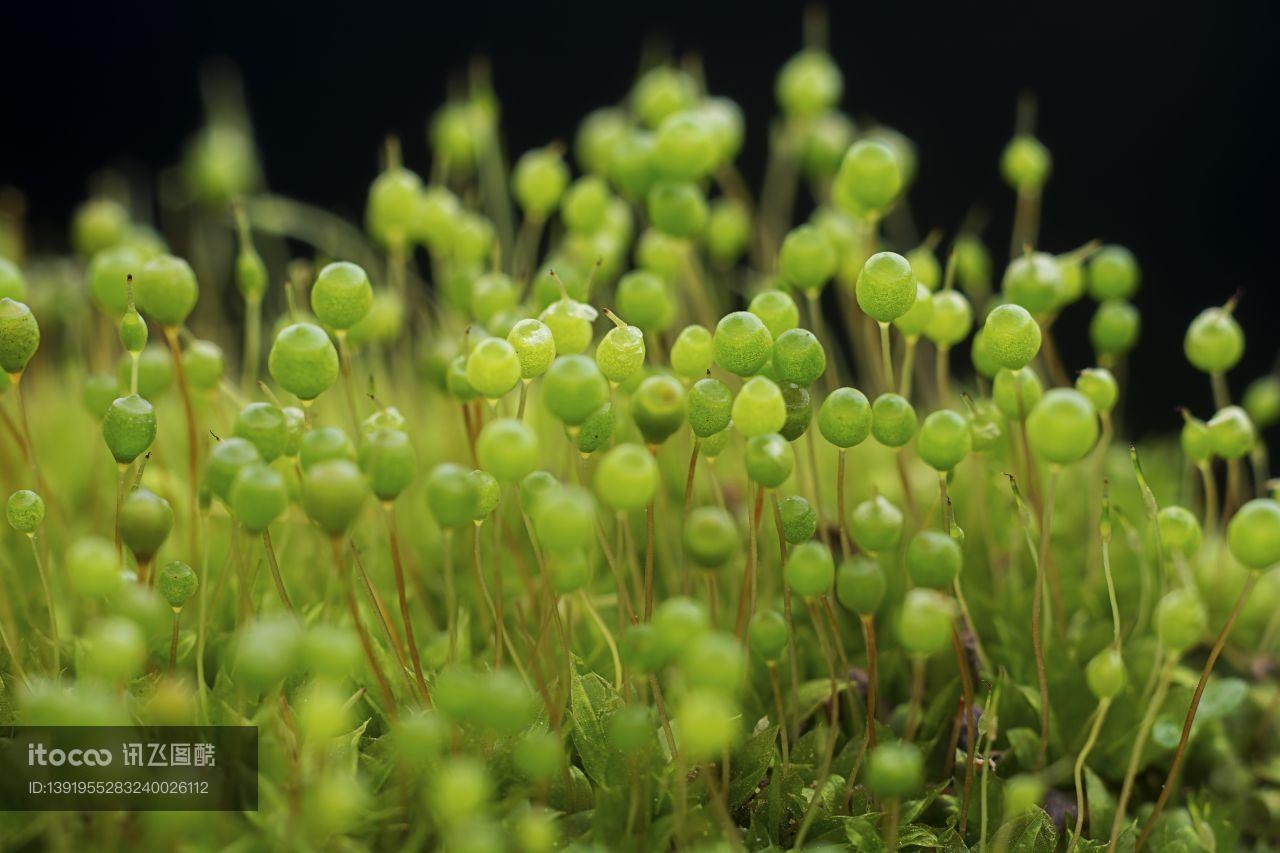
27 744 113 767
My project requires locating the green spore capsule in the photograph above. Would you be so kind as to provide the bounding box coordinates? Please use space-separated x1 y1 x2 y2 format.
906 529 963 589
917 409 972 471
206 437 263 504
856 252 917 323
818 387 872 448
834 139 903 217
748 290 800 340
894 284 934 338
477 418 540 482
631 375 687 445
507 318 557 380
733 376 786 438
1088 245 1140 300
688 378 733 438
102 394 157 464
1155 588 1208 653
466 337 522 399
311 261 373 331
361 406 406 436
468 469 501 520
413 185 461 252
924 290 974 347
700 428 731 459
595 310 646 384
577 403 615 454
81 617 147 683
776 48 842 117
157 561 198 610
680 631 746 696
230 463 289 533
706 198 751 265
1184 305 1244 374
543 355 610 427
299 427 356 472
534 486 595 553
134 255 198 327
426 463 480 530
513 147 570 219
647 180 707 238
72 198 129 257
850 494 904 552
119 488 173 564
714 311 773 377
119 304 148 354
609 130 658 201
1090 299 1141 358
470 272 518 325
653 110 718 181
631 66 698 129
804 112 857 181
301 459 368 536
897 589 957 657
1085 648 1127 700
576 108 628 175
1075 367 1119 414
66 536 121 598
836 555 886 616
771 328 826 387
1226 498 1280 570
1026 388 1100 465
1158 505 1203 559
366 166 422 248
1244 375 1280 429
779 224 837 293
0 258 27 302
446 353 478 401
561 175 612 233
779 495 817 544
593 444 660 513
744 433 794 488
0 298 40 375
358 428 416 502
234 402 288 463
547 549 592 594
671 325 714 380
616 271 674 334
993 367 1044 421
183 340 225 392
1180 411 1213 464
6 489 45 534
871 393 917 448
269 323 340 401
1207 405 1255 459
88 245 146 318
778 381 812 442
748 610 789 660
983 303 1042 370
1002 252 1064 316
866 741 925 798
1000 134 1051 193
539 291 598 356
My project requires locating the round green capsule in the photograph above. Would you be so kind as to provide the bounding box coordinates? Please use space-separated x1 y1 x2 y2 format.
748 290 800 340
269 323 340 402
1088 245 1140 300
818 387 872 448
66 536 121 598
1000 134 1051 193
834 139 903 216
652 110 718 181
466 337 522 399
513 148 570 219
706 198 751 265
778 381 812 442
207 437 263 504
119 304 147 354
744 433 794 488
134 255 198 328
993 367 1044 421
671 325 714 380
0 298 40 375
647 180 707 238
595 314 646 384
477 418 540 482
1003 252 1064 316
6 489 45 534
119 488 173 563
871 393 917 448
688 377 733 438
714 311 773 377
183 340 225 392
906 529 963 589
426 463 480 530
924 290 973 347
230 463 289 533
311 261 373 331
299 427 356 472
117 344 172 400
1158 506 1202 559
1085 648 1127 700
561 175 612 233
916 409 972 471
301 460 367 536
538 294 597 356
1075 367 1119 415
849 494 903 552
469 469 501 521
234 402 288 463
1026 389 1099 465
102 394 156 464
771 328 826 387
779 495 817 544
897 589 956 657
507 319 557 379
779 225 837 293
157 561 198 610
366 166 422 248
1184 305 1244 374
683 506 740 569
983 303 1042 370
893 284 934 338
0 259 26 302
547 549 593 594
733 376 786 438
1243 375 1280 429
542 356 610 428
836 556 886 616
577 403 615 454
630 66 698 129
866 742 924 798
616 271 674 334
856 252 917 323
785 540 834 598
1207 405 1255 460
1090 299 1141 358
749 610 789 660
358 428 416 502
776 48 842 117
88 245 146 318
631 375 687 445
534 486 595 553
1226 498 1280 570
1155 588 1208 653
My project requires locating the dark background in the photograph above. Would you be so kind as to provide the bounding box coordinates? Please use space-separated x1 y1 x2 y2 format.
1 1 1276 440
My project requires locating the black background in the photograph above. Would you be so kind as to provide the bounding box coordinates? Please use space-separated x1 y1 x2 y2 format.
1 1 1276 440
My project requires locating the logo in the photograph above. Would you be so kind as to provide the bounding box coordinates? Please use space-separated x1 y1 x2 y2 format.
26 744 114 767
